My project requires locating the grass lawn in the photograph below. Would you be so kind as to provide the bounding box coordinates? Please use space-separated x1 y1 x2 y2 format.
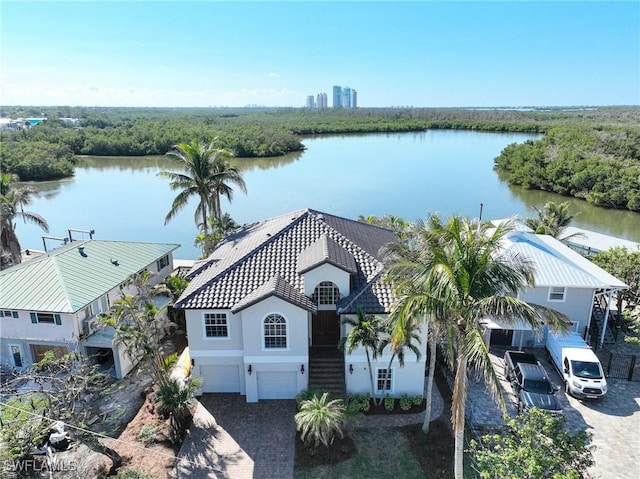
294 426 426 479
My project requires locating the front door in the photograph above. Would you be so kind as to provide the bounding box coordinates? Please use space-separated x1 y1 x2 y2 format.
312 311 341 346
9 345 23 368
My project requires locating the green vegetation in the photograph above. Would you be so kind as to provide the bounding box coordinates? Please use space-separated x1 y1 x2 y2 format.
494 126 640 211
294 426 425 479
524 201 578 238
339 307 385 400
295 392 347 448
383 215 569 479
469 408 593 479
158 140 246 256
592 246 640 342
3 107 638 205
0 173 49 268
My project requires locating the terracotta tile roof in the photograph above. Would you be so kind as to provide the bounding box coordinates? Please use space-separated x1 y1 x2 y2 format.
175 209 396 313
231 275 317 314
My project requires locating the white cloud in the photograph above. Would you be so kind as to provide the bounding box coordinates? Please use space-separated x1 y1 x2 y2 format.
267 72 279 78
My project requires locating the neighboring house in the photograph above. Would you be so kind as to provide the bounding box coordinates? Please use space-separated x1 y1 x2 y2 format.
0 239 179 378
175 209 427 402
561 226 640 258
482 228 628 349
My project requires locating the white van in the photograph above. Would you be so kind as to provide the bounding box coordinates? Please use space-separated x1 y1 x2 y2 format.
546 331 607 399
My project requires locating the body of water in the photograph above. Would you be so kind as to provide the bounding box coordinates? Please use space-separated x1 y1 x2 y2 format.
16 131 640 259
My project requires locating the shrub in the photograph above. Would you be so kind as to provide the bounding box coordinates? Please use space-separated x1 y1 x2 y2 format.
115 470 155 479
348 393 371 412
295 393 347 448
296 386 323 409
136 424 158 447
399 393 413 411
383 395 395 412
412 395 423 406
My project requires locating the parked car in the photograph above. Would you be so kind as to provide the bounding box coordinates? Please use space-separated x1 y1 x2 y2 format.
511 363 562 414
546 331 607 399
504 350 541 381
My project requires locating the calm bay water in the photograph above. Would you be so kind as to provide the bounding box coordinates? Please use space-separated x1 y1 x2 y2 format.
16 131 640 259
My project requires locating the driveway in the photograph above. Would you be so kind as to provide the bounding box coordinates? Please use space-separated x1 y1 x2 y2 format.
466 348 640 479
173 394 297 479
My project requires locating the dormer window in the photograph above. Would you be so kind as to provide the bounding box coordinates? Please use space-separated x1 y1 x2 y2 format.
312 281 341 305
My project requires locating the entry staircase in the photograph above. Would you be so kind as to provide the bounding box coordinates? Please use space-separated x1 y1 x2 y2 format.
590 295 617 346
308 347 346 399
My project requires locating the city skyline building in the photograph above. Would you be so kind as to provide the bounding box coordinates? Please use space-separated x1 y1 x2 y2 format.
308 86 357 108
316 92 327 109
306 95 315 109
341 87 351 108
332 85 342 108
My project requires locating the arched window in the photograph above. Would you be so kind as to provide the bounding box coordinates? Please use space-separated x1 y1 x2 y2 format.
312 281 341 305
264 314 287 349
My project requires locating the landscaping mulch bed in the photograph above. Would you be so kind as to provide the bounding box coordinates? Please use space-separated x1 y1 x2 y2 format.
359 399 427 415
294 432 358 468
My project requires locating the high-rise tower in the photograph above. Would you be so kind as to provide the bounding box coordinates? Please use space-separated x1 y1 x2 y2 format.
332 86 342 108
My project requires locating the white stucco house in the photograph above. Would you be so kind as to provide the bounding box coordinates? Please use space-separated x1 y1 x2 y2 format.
483 226 628 349
0 239 179 378
175 209 427 402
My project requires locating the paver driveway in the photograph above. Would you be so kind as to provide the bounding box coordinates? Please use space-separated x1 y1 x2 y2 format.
173 394 296 479
467 349 640 479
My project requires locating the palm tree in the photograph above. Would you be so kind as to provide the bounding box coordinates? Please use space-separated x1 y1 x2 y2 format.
339 307 385 400
194 212 240 258
159 140 245 240
386 214 568 479
208 153 247 223
295 392 347 448
524 201 577 239
376 315 422 406
0 173 49 267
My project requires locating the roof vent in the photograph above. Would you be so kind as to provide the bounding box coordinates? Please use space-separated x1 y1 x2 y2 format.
78 246 87 257
110 259 119 266
317 214 325 221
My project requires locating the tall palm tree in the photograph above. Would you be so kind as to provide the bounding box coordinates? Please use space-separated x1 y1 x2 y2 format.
524 201 577 239
159 140 245 240
208 154 247 223
386 214 568 479
377 315 422 406
0 173 49 267
339 306 385 400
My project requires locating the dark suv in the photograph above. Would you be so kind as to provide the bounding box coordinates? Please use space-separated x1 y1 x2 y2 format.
511 363 562 414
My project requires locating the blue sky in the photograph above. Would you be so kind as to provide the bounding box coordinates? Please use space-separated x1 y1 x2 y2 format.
2 1 638 107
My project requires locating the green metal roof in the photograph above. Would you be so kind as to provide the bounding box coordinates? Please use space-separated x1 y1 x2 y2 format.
0 240 179 313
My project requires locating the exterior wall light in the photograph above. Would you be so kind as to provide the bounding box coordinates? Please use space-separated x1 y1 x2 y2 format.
349 364 354 374
300 364 305 374
247 364 252 375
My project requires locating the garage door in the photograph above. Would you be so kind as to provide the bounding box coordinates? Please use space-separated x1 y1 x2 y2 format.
200 365 241 393
257 371 297 399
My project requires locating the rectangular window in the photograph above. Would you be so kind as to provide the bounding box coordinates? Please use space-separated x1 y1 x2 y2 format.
1 310 18 318
548 287 566 302
29 312 61 325
376 368 393 392
156 255 170 271
204 313 228 338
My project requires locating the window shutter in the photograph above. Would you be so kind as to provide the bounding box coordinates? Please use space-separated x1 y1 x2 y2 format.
54 314 62 325
30 313 37 323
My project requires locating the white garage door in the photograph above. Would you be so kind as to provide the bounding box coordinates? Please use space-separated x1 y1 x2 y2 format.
257 371 297 399
200 365 241 393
